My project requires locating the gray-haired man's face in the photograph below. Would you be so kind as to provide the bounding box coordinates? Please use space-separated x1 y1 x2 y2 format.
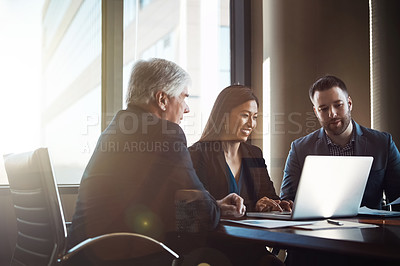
164 87 190 124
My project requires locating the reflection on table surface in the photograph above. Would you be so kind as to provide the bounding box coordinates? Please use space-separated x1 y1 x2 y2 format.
217 216 400 261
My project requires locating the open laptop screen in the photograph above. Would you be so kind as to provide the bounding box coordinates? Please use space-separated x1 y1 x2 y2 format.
247 155 374 220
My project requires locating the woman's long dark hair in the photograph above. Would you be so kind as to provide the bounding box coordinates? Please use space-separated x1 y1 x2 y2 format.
200 85 259 142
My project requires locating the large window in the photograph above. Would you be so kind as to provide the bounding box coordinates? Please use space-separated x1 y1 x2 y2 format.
123 0 230 145
0 0 44 184
0 0 231 185
40 0 102 184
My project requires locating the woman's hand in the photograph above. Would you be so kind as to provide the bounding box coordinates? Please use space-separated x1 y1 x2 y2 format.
279 200 294 212
217 193 246 218
256 197 294 212
256 197 283 212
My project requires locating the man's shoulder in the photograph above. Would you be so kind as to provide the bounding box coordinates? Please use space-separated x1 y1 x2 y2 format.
357 124 390 137
292 128 322 146
355 122 391 141
112 108 185 137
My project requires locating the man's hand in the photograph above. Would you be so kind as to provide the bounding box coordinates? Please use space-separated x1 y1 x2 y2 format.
216 193 246 218
256 197 294 212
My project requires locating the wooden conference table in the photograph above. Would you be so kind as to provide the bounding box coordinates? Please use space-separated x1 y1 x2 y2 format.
215 216 400 264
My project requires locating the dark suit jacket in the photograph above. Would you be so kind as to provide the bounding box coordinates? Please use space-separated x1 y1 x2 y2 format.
189 141 279 212
280 120 400 210
68 106 220 250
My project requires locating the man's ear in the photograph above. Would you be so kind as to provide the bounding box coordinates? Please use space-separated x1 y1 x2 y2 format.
313 105 318 118
348 95 353 111
155 91 168 111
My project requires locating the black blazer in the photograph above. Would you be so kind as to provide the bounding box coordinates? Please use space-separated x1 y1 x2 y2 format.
68 106 220 249
189 141 279 211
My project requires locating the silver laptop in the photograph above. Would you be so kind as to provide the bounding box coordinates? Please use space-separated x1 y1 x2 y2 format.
247 155 374 220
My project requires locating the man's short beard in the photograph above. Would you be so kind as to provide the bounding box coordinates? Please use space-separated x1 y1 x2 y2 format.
322 111 352 136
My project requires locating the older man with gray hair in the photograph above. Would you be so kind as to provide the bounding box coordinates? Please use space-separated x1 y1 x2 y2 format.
68 58 245 265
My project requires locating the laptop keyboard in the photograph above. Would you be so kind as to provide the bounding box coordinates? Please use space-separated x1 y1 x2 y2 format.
268 211 292 215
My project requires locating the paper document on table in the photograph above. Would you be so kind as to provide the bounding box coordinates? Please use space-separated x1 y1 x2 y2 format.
221 219 314 229
358 206 400 217
293 220 379 230
385 197 400 206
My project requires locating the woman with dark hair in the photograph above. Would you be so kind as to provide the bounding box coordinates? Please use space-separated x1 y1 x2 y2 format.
189 85 293 212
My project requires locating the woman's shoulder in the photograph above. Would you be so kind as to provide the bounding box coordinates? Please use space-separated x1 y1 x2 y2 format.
189 141 224 153
242 142 262 152
241 142 263 158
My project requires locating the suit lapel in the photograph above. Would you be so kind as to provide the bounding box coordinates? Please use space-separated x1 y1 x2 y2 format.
215 146 230 187
353 121 367 155
315 128 330 155
314 121 367 155
239 143 257 202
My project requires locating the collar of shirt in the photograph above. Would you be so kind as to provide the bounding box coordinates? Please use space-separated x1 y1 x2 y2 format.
325 128 356 156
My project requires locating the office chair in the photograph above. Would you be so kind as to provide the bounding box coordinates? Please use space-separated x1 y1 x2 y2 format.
3 148 180 266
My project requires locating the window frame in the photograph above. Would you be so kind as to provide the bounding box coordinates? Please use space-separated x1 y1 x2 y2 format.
230 0 252 86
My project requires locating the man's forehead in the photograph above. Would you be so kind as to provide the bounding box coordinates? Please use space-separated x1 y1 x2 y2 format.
314 87 347 102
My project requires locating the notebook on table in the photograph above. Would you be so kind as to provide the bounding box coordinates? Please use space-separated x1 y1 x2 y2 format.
247 155 374 220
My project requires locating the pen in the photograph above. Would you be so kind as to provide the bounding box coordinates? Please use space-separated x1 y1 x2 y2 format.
327 219 344 226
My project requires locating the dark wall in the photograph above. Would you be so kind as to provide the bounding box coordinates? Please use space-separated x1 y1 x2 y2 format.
261 0 370 189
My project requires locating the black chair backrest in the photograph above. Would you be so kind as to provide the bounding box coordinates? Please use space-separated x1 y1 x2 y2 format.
4 148 67 266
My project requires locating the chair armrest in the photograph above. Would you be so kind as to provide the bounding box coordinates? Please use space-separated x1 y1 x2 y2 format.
59 232 179 263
